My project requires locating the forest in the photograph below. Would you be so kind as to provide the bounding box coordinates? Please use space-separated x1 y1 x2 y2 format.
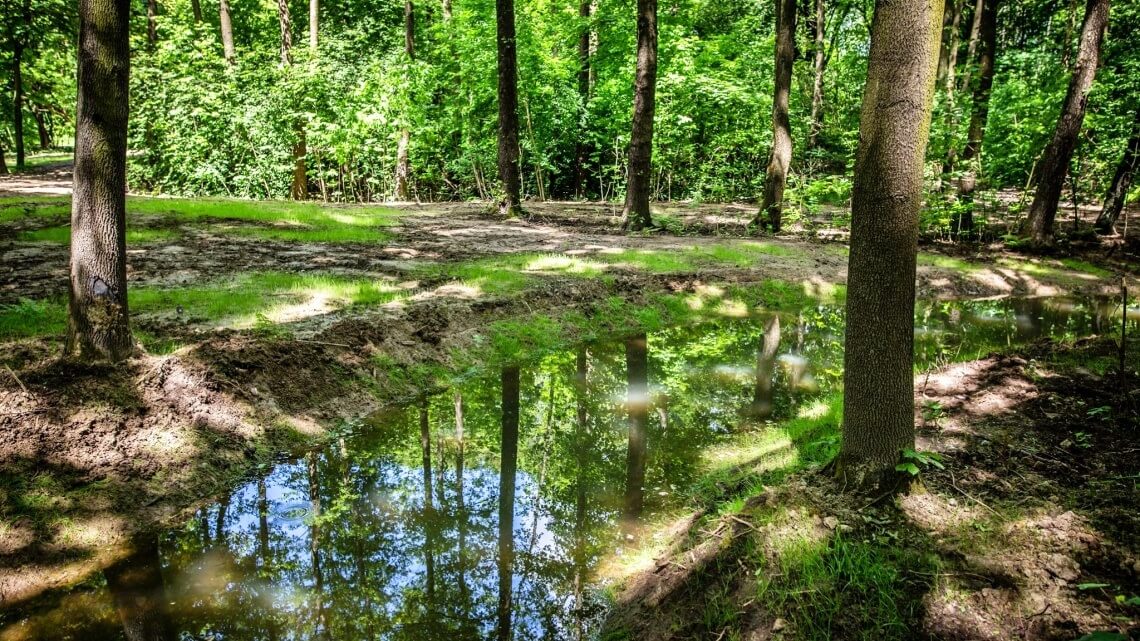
0 0 1138 638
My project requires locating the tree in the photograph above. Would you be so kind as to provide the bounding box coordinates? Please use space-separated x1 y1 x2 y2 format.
276 0 308 200
1024 0 1110 246
190 0 201 23
1095 108 1140 234
496 366 520 641
309 0 318 49
753 0 796 233
954 0 999 236
835 0 942 491
808 0 827 149
395 0 414 201
573 0 593 198
104 538 175 641
623 333 648 521
66 0 133 362
496 0 523 216
622 0 658 231
219 0 235 66
146 0 157 47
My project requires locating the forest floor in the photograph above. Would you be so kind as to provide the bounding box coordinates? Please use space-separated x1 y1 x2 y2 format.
1 166 1138 638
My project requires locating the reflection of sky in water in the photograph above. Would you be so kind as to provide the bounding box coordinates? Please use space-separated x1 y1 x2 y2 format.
1 296 1119 641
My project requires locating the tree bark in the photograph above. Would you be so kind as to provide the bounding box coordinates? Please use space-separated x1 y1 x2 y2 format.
33 108 51 148
12 42 24 169
67 0 133 362
219 0 236 66
836 0 942 492
276 0 307 200
754 0 796 233
277 0 292 65
496 366 520 641
1024 0 1110 246
309 0 318 49
573 0 593 198
496 0 523 216
808 0 826 149
623 334 649 522
396 0 414 201
190 0 201 23
936 0 955 85
622 0 658 230
1096 110 1140 234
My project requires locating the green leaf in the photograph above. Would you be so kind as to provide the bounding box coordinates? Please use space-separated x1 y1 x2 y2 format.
895 462 920 476
1076 583 1110 591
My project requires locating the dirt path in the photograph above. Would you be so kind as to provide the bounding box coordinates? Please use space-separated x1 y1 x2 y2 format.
0 162 72 198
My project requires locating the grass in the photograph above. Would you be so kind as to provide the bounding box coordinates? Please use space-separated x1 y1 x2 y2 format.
0 272 411 341
0 195 403 244
16 226 179 244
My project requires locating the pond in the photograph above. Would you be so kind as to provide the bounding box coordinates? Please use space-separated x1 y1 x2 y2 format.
0 296 1122 641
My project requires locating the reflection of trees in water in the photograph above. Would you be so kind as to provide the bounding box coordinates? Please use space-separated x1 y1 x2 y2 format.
104 537 175 641
30 299 1117 640
497 367 520 641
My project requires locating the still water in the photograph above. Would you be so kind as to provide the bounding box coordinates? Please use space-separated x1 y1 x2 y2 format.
0 297 1124 641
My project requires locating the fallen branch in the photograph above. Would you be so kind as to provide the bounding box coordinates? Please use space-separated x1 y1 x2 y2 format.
5 365 28 393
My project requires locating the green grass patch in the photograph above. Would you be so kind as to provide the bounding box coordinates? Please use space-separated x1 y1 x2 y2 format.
751 529 935 641
0 299 68 339
16 226 178 244
1057 258 1113 279
917 253 979 273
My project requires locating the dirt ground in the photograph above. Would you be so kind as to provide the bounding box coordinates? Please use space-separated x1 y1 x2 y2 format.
1 167 1138 634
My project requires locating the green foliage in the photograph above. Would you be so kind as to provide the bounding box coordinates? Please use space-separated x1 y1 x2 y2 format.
895 448 944 476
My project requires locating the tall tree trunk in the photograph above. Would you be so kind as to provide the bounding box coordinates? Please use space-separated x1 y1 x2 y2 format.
940 0 962 179
309 0 318 49
754 0 796 233
276 0 308 200
33 108 51 148
1096 110 1140 234
835 0 942 492
104 539 174 641
220 0 236 65
936 0 955 86
191 0 201 22
1025 0 1110 245
0 146 7 174
623 334 649 522
621 0 658 230
146 0 158 46
960 0 998 164
496 0 523 216
12 42 24 169
497 366 520 641
957 0 983 92
954 0 998 237
808 0 826 149
396 0 415 201
573 0 593 198
67 0 133 362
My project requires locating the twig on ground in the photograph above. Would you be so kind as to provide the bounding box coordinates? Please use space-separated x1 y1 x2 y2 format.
948 469 1002 518
5 365 28 393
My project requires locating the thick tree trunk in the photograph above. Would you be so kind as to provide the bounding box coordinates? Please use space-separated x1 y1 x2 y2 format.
146 0 158 47
623 334 649 522
396 0 414 201
836 0 942 492
12 43 24 169
808 0 826 149
104 539 174 641
622 0 658 230
190 0 201 22
496 366 520 641
1096 111 1140 234
67 0 133 362
754 0 796 233
309 0 318 49
1025 0 1109 245
573 0 593 198
219 0 236 65
496 0 523 216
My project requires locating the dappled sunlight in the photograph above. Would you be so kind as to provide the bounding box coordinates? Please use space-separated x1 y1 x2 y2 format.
800 277 841 302
524 254 607 275
713 298 749 317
